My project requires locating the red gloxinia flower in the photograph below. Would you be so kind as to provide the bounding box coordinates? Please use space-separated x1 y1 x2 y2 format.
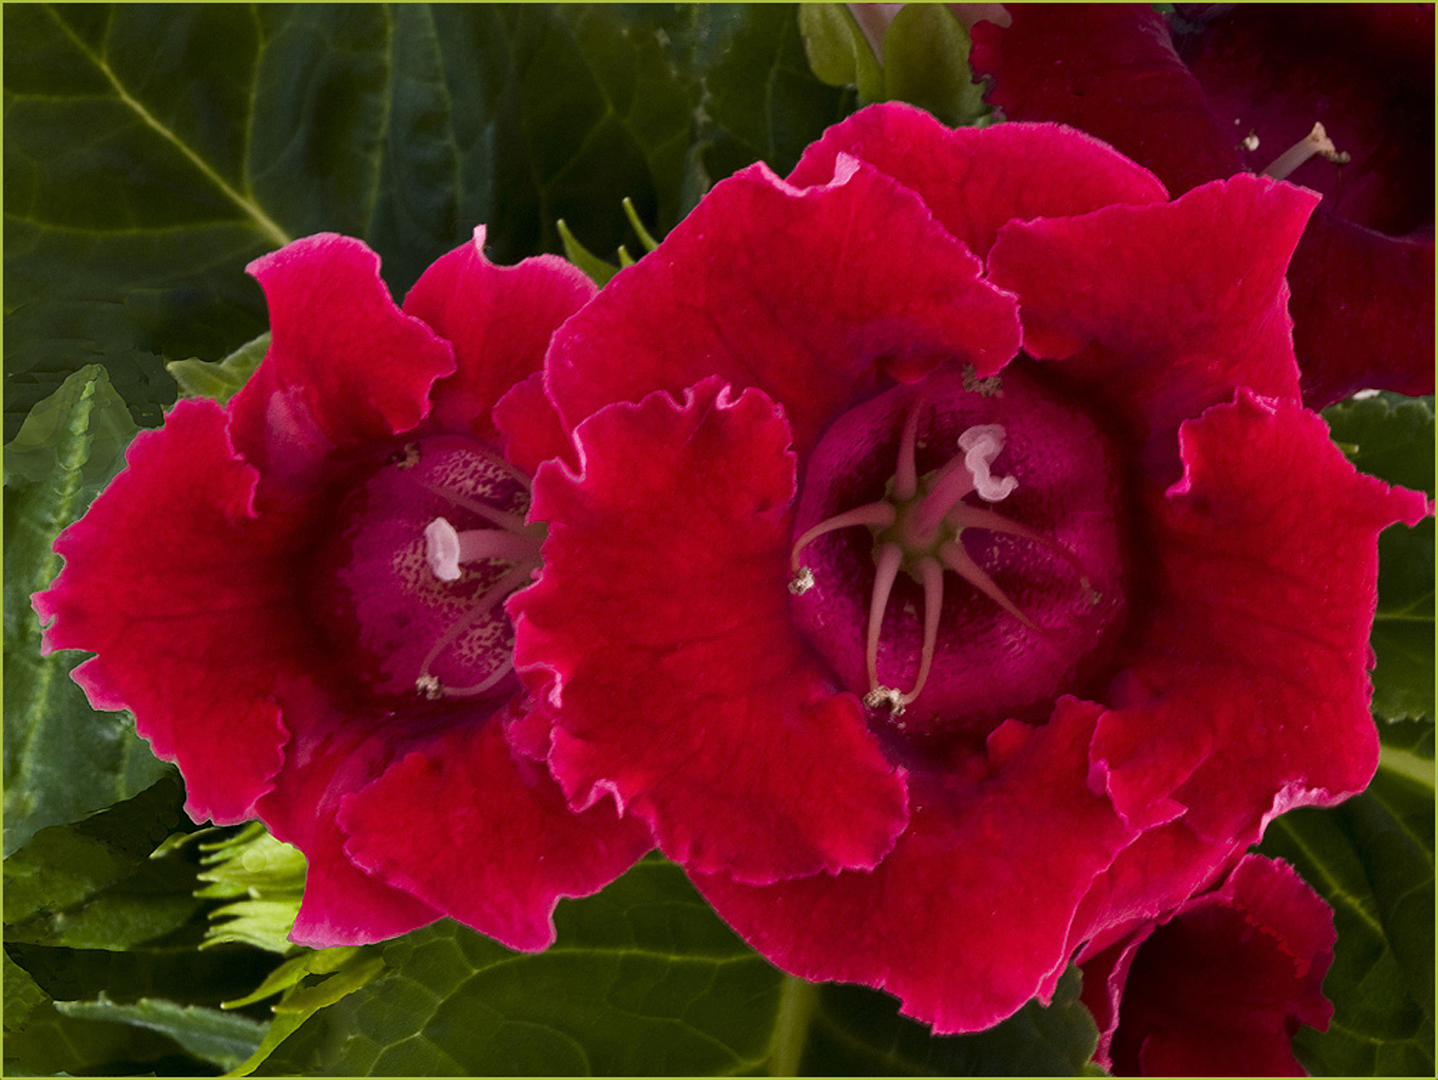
508 102 1428 1032
1081 855 1336 1076
33 229 651 950
969 2 1435 409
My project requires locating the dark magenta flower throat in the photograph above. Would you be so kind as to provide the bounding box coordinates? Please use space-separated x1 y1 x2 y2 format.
789 364 1129 741
316 434 544 705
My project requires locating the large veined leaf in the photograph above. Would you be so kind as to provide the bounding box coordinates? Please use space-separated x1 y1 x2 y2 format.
4 3 700 439
1260 765 1434 1075
3 366 172 857
251 857 1098 1076
1324 393 1435 724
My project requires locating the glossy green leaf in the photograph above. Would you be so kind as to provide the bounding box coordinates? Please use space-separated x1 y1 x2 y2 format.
1259 767 1434 1075
4 951 50 1033
700 4 857 183
252 857 1098 1076
5 4 700 437
1325 393 1435 724
3 366 172 858
3 774 184 929
54 995 266 1072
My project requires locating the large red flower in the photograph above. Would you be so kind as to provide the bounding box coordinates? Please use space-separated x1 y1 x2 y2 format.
1081 854 1336 1076
969 2 1435 408
34 229 651 950
509 103 1427 1032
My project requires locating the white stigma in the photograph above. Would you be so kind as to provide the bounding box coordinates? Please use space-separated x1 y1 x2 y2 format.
424 517 464 581
957 424 1018 502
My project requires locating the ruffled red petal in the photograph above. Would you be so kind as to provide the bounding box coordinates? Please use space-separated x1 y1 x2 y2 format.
988 174 1315 475
229 234 456 482
692 698 1136 1034
1084 855 1335 1076
787 103 1168 259
403 225 596 443
511 377 909 884
254 677 441 946
33 399 295 824
542 157 1021 457
338 701 652 952
1092 392 1430 851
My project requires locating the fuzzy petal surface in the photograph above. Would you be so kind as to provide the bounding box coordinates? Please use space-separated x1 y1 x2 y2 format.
988 174 1315 474
543 157 1021 456
339 702 652 952
1092 392 1430 851
403 225 596 442
512 378 909 883
33 399 295 824
1084 855 1336 1076
230 234 456 484
788 103 1168 259
692 698 1136 1034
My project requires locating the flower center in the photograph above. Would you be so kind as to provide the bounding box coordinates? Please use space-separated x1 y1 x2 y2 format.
315 435 544 706
788 365 1128 741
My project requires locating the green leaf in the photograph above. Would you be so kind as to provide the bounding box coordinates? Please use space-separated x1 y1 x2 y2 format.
253 857 1097 1076
799 966 1099 1075
3 366 172 858
4 774 184 930
4 951 51 1033
881 4 991 128
1259 766 1434 1075
1325 393 1435 724
700 4 857 184
167 332 271 405
53 995 266 1072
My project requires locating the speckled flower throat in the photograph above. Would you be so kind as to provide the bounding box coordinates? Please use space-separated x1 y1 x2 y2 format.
317 435 545 705
788 365 1130 740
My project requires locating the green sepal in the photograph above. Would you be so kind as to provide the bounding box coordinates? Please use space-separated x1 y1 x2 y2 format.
167 333 271 405
557 218 621 286
53 995 267 1073
882 4 991 127
622 197 661 253
798 4 885 102
195 823 306 954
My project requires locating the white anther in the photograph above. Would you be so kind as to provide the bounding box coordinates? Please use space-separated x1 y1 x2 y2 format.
424 517 463 581
863 686 907 717
957 424 1018 502
789 567 816 595
415 674 445 700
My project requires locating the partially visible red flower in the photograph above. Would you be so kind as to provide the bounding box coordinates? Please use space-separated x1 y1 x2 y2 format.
34 229 651 949
970 3 1435 408
1082 855 1336 1076
509 103 1427 1033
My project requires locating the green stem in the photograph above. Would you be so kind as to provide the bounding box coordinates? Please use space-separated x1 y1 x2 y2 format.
769 974 820 1076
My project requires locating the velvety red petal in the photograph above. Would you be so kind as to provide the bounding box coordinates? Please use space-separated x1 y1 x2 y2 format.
32 399 296 824
403 225 596 442
229 234 456 479
543 157 1021 458
254 676 441 946
1091 855 1335 1076
988 174 1315 475
492 371 579 479
338 701 652 952
1287 217 1435 406
511 377 909 884
692 698 1137 1034
1093 392 1430 851
787 103 1168 259
969 4 1240 194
